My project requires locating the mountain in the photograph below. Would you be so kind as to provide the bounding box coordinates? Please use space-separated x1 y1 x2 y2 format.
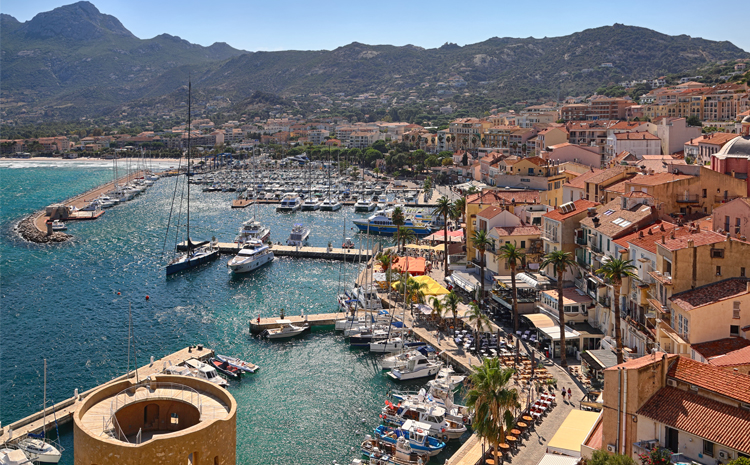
2 4 748 123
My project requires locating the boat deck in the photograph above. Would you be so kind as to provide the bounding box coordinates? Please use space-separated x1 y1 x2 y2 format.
0 346 213 446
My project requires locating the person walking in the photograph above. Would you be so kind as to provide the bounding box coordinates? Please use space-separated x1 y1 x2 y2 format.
567 387 572 404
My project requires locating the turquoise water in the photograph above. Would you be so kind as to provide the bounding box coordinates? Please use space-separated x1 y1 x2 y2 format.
0 162 467 464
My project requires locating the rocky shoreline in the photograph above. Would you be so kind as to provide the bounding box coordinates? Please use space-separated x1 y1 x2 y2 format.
16 214 71 243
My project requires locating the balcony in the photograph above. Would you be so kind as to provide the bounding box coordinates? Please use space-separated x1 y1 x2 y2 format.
575 236 587 246
541 232 557 242
716 195 741 204
675 194 699 203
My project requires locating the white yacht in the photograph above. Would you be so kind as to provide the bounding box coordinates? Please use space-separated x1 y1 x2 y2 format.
0 448 32 465
301 197 320 211
51 220 66 231
286 224 310 246
263 320 309 339
381 399 467 440
277 193 302 212
428 366 466 392
369 337 410 354
183 358 228 387
319 197 342 211
15 439 60 464
227 240 274 274
234 219 271 244
354 197 377 212
380 347 439 370
388 354 443 381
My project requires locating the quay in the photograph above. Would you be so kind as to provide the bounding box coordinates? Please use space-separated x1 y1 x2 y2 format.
177 241 373 261
229 199 438 208
0 345 213 446
249 312 344 334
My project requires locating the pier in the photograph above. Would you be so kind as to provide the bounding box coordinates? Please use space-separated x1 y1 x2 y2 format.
177 241 373 261
0 345 213 446
249 313 343 334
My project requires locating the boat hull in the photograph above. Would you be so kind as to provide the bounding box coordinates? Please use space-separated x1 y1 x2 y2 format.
228 253 274 274
166 249 220 275
353 222 432 236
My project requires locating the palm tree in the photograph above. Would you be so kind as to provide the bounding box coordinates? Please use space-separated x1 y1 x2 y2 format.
445 290 461 333
393 226 415 254
392 206 405 229
434 196 454 276
596 258 638 364
406 277 428 313
467 302 491 349
466 358 519 465
498 243 526 334
430 296 446 328
376 250 394 272
471 229 493 306
540 250 577 368
453 196 467 240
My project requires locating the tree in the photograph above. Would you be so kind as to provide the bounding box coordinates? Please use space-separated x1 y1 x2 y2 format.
466 358 519 465
471 229 493 306
373 166 380 179
461 152 469 166
467 302 491 349
596 258 638 364
441 157 453 166
405 277 428 312
445 290 461 333
589 449 636 465
392 206 405 229
371 139 388 153
727 459 750 465
540 250 577 368
434 196 454 276
393 226 416 253
453 196 467 239
638 447 672 465
423 177 432 192
430 296 446 328
376 250 394 272
498 243 526 334
686 115 702 127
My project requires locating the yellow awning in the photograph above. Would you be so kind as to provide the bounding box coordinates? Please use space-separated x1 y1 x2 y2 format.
391 275 449 296
524 313 556 328
547 410 601 457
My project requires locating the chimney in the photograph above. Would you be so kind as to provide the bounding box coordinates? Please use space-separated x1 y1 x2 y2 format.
639 231 644 238
648 228 653 235
687 239 694 248
660 224 666 232
726 233 731 242
661 235 666 244
621 196 628 209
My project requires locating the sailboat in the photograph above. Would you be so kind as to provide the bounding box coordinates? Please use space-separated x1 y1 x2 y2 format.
16 360 63 464
319 147 342 211
166 81 219 275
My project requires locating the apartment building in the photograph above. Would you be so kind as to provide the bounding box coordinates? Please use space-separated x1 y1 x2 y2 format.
448 118 493 151
607 131 662 158
561 98 635 121
655 117 702 156
540 199 599 282
713 198 750 239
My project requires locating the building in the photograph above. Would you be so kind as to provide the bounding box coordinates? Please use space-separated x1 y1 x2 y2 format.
601 354 750 462
607 131 662 158
711 116 750 196
687 133 741 165
73 373 236 465
544 143 603 168
535 127 569 154
712 198 750 238
561 99 635 121
486 225 543 276
566 120 618 156
541 199 599 282
655 117 702 156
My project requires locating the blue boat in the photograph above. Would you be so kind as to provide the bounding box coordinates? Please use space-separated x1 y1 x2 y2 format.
353 211 433 236
374 420 446 456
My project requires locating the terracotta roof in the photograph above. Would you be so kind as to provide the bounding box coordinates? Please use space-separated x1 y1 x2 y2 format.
659 229 727 251
614 222 677 253
586 166 633 185
691 337 750 359
636 387 750 454
667 356 750 404
477 205 506 220
610 121 645 130
542 199 599 222
491 226 541 237
604 179 629 193
613 151 637 163
614 131 660 140
708 345 750 368
467 190 540 205
700 133 741 146
604 353 678 371
565 168 604 189
670 278 750 311
542 287 594 304
579 198 656 238
521 156 546 166
625 172 692 186
584 417 603 449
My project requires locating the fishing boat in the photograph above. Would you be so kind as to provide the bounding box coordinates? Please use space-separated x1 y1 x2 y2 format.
381 399 467 441
215 354 259 373
286 224 310 246
16 360 63 464
208 358 242 380
374 420 446 457
183 358 229 387
262 320 309 339
51 220 66 231
165 81 220 276
361 434 430 465
277 193 302 212
388 355 442 381
227 240 274 274
234 219 271 244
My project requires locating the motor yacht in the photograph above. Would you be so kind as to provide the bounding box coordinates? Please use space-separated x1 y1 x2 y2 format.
286 224 310 246
380 346 439 371
227 240 274 274
183 358 228 387
319 197 342 211
234 219 271 244
51 220 66 231
388 354 443 381
381 399 467 441
369 337 425 354
262 320 309 339
277 193 302 212
354 197 377 212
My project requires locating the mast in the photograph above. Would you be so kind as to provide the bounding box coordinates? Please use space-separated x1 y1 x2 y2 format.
186 80 192 255
43 358 47 439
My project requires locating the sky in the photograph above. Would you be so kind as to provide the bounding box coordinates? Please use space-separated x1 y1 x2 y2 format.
2 0 749 53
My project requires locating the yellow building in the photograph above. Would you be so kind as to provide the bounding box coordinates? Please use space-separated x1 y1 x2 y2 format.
74 374 237 465
486 226 542 276
540 170 578 208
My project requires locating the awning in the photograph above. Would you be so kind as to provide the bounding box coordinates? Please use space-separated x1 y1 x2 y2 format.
536 454 581 465
538 325 580 342
392 275 449 296
391 256 426 275
581 349 618 371
546 410 601 457
415 304 433 315
450 271 479 292
524 313 556 329
581 351 605 371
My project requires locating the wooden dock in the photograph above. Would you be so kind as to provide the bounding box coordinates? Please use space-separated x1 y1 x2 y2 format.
177 241 373 261
231 198 253 208
0 345 213 446
249 313 343 334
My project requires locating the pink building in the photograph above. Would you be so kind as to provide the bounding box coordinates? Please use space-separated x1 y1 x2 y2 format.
711 116 750 196
712 198 750 239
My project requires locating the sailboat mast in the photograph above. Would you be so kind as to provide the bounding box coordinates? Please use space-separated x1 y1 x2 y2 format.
186 80 192 254
127 301 131 378
43 358 47 437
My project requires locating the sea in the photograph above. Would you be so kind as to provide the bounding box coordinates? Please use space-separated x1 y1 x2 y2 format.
0 160 468 464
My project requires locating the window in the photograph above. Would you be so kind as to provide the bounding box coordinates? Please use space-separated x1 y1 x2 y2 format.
171 413 179 425
520 240 526 249
725 216 730 231
716 266 722 276
731 325 740 337
702 188 707 199
737 218 742 234
711 249 724 258
703 440 714 457
734 302 741 319
742 267 746 277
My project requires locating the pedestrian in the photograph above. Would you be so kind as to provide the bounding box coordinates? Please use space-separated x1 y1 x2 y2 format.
561 386 567 402
567 387 572 401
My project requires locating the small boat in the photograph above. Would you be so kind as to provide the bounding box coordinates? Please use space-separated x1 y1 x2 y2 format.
381 399 467 441
319 197 342 211
262 320 309 339
15 438 60 464
374 420 446 457
208 358 242 380
0 447 32 465
381 346 439 370
342 237 355 249
388 354 442 381
215 354 259 373
183 358 229 387
361 434 429 465
277 193 302 212
51 220 66 231
287 224 310 247
227 240 274 274
301 197 320 211
354 197 377 212
428 366 466 392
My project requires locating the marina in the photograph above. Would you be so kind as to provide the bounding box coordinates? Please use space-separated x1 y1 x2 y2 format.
177 241 374 260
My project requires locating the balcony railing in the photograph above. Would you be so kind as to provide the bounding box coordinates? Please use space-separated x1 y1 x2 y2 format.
716 195 741 203
575 236 587 246
541 232 557 242
675 194 699 203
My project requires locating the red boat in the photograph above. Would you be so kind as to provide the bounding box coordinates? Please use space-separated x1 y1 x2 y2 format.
209 358 242 380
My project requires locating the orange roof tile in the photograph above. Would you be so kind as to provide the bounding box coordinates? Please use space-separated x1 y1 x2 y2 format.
636 387 750 454
691 337 750 359
466 190 540 205
708 345 750 368
667 356 750 404
542 199 598 222
614 221 677 252
604 353 678 371
477 206 506 220
625 172 692 186
492 226 541 237
565 168 604 189
670 278 750 311
659 229 727 251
